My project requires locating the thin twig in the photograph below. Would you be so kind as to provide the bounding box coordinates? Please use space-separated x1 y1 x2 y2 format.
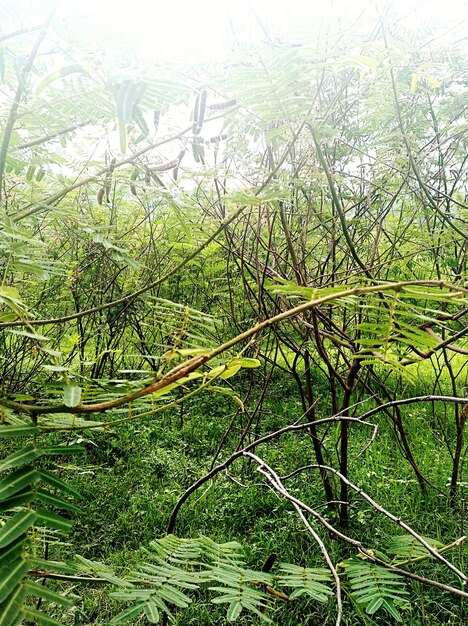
245 453 468 599
166 415 377 533
244 451 343 626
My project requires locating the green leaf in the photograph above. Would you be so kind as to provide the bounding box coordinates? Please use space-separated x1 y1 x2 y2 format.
0 425 39 438
230 357 261 368
20 607 66 626
0 558 28 603
36 469 80 499
109 602 146 624
28 558 77 575
0 511 37 549
0 286 21 303
35 489 82 514
118 121 127 154
0 488 34 513
387 534 443 562
159 584 191 607
7 330 49 341
34 509 73 532
0 446 43 472
0 467 37 501
227 600 243 621
24 580 73 607
0 584 28 626
382 598 403 621
366 596 383 614
143 600 160 623
176 348 211 357
35 64 92 95
420 73 441 88
63 385 82 408
345 557 409 621
208 364 242 380
42 365 69 372
0 534 28 565
278 564 332 603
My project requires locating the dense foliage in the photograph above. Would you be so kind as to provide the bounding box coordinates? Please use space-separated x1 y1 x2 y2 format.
0 2 467 624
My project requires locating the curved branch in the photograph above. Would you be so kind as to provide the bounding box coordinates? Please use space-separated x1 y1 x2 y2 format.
1 281 465 415
245 453 468 598
166 415 377 533
281 462 467 584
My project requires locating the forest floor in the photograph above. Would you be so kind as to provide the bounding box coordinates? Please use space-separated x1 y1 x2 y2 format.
40 370 466 626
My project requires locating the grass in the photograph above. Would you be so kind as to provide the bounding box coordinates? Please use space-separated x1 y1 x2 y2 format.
1 371 456 618
30 370 468 625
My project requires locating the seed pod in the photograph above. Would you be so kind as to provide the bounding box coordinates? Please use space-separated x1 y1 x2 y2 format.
192 142 200 163
109 157 116 173
153 110 160 134
193 92 200 123
208 98 236 111
130 183 137 196
97 187 104 205
172 166 178 181
197 90 207 127
177 149 186 162
198 143 205 165
150 158 179 172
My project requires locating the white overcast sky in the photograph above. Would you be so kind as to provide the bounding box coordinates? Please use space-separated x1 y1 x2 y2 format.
49 0 468 63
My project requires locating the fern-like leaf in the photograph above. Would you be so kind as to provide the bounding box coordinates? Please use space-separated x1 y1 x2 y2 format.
344 557 409 622
387 534 444 563
277 563 333 602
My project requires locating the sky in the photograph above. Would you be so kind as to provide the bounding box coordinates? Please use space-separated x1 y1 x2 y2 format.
48 0 468 63
2 1 466 63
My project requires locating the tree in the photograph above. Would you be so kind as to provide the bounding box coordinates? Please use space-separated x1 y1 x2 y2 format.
0 2 467 624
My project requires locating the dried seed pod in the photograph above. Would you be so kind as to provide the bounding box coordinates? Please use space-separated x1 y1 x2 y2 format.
97 187 105 205
197 90 207 127
192 142 200 163
172 166 178 181
130 183 138 196
109 157 116 173
153 110 160 134
177 149 186 162
193 92 200 123
208 98 236 111
198 143 205 165
150 158 179 172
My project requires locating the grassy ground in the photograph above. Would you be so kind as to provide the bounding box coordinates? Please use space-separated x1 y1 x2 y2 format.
43 371 466 625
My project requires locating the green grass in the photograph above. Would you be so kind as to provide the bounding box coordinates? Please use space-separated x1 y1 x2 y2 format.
35 372 467 625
